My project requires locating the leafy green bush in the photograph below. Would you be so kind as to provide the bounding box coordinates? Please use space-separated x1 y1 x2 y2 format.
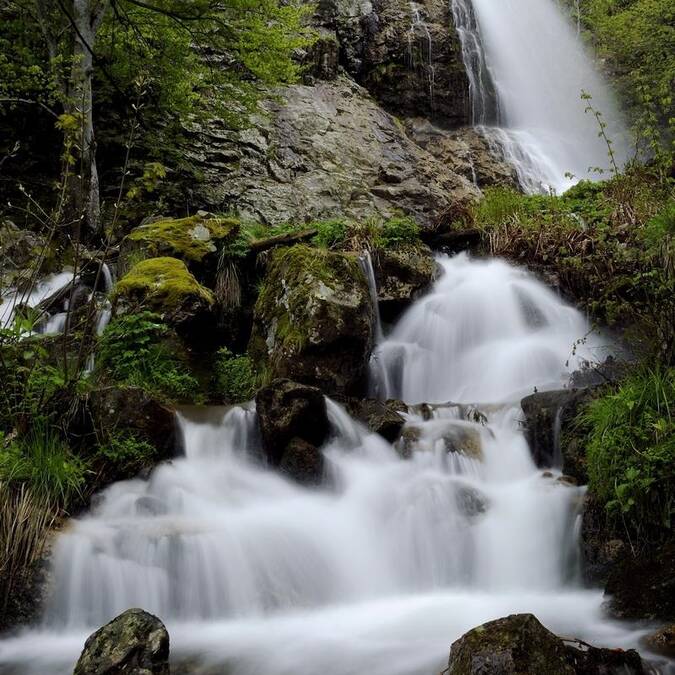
0 422 86 507
580 367 674 549
97 312 199 402
312 219 348 249
213 348 259 402
375 216 421 249
96 433 157 475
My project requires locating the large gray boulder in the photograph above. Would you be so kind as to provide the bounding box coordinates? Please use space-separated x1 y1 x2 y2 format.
73 608 169 675
185 77 479 228
249 245 374 396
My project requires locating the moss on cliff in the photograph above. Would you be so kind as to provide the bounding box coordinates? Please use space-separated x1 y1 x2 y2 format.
126 215 239 263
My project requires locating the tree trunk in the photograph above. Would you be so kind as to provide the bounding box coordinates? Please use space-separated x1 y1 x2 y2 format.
65 0 108 235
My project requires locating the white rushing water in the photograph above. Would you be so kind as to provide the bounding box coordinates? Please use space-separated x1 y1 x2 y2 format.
451 0 630 193
1 254 664 675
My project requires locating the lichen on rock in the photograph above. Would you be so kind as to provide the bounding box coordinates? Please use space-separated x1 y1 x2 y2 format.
249 244 373 395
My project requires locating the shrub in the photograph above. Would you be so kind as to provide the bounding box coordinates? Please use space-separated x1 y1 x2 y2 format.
375 215 421 249
97 312 200 402
312 219 348 250
580 367 675 550
213 348 259 402
96 433 157 475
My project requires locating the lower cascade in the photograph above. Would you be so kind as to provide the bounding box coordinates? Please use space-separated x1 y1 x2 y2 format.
0 256 655 674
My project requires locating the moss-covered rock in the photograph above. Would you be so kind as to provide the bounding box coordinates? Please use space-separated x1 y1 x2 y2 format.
114 257 214 327
249 245 373 395
123 214 239 268
74 608 169 675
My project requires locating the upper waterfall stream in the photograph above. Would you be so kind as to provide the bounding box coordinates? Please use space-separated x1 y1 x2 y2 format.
451 0 629 193
0 255 660 675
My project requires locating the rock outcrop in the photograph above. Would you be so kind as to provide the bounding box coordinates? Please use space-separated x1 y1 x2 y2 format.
255 379 330 484
372 243 437 319
249 245 374 395
74 608 170 675
185 77 479 228
446 613 645 675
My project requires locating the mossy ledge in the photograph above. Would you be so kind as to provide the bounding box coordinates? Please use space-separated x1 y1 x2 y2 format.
126 214 239 263
114 257 215 313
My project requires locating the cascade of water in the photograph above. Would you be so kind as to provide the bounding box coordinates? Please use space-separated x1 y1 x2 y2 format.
358 250 383 344
449 0 499 125
451 0 629 193
1 254 656 675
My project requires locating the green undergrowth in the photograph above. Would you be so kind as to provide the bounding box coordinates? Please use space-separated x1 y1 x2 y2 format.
212 348 260 403
471 167 675 361
576 366 675 551
0 422 86 507
95 432 158 477
97 311 200 403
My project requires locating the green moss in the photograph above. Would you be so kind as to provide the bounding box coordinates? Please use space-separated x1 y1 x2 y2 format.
127 215 239 263
253 244 363 355
213 348 260 402
115 257 214 311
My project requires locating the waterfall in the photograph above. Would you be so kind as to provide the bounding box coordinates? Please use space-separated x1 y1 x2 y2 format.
1 254 652 675
450 0 629 193
358 250 383 344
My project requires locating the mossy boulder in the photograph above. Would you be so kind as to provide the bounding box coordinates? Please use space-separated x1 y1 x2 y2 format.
114 257 214 329
74 608 169 675
373 243 437 320
447 613 645 675
249 245 374 396
121 213 239 271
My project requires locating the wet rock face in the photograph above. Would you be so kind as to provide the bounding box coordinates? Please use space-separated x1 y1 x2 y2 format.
447 613 645 675
343 398 408 442
407 121 520 189
255 379 329 484
186 77 479 228
520 388 591 482
318 0 470 125
74 608 169 675
604 542 675 621
249 246 374 396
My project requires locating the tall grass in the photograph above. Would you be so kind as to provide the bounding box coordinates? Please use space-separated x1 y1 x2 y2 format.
580 366 675 551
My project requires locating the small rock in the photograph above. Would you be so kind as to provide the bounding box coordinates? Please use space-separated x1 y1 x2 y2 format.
255 379 329 467
279 437 325 486
74 608 169 675
343 398 408 442
645 623 675 657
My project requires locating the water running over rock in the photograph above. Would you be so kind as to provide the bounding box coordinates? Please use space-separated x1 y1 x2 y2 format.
451 0 629 193
0 255 656 675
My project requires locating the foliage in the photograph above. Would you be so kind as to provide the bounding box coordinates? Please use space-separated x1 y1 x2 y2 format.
115 257 215 310
97 311 199 401
473 168 675 362
0 422 86 507
213 348 259 402
0 318 70 433
0 482 57 616
96 432 157 475
312 219 348 250
570 0 674 160
374 215 421 250
579 366 675 550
